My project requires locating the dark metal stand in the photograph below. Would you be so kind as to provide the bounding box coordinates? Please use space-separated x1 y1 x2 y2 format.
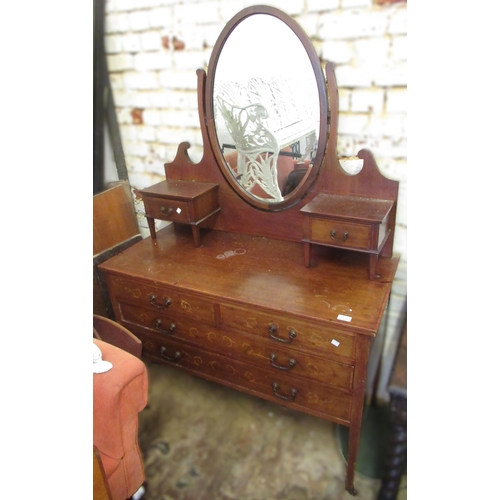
377 394 407 500
377 302 407 500
94 0 128 195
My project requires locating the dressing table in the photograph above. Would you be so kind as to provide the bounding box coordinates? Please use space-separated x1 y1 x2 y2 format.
99 6 399 495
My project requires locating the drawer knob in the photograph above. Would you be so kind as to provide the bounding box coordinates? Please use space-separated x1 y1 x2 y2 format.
155 319 176 335
330 230 348 242
160 346 181 362
268 324 297 343
270 354 296 371
272 382 297 401
160 206 174 216
150 294 172 309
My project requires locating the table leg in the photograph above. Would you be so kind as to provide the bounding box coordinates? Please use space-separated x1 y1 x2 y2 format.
344 335 371 495
191 226 201 248
146 217 157 241
369 254 379 280
303 242 311 268
345 420 362 496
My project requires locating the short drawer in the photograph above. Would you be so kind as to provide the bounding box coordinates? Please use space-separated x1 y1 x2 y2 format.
139 331 352 424
117 301 217 340
220 304 355 361
309 217 372 250
107 276 216 324
143 196 190 223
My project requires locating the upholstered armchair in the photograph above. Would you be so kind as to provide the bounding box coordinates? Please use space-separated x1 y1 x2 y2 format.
93 315 148 500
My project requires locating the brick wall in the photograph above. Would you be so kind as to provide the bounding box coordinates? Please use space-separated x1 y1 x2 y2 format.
104 0 407 401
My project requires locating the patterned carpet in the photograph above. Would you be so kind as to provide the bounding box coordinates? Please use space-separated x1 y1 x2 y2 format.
138 362 406 500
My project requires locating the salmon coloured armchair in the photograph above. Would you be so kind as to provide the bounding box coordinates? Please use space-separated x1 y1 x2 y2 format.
93 315 148 500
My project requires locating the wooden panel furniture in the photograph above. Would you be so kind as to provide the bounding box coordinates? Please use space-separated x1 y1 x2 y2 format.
93 181 142 318
93 180 140 256
100 225 399 494
99 6 400 495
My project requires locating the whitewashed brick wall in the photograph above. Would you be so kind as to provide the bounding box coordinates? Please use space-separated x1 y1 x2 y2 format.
104 0 407 402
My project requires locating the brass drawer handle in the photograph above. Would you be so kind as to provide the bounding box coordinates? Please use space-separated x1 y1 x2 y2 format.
150 294 172 309
272 382 297 401
330 230 348 242
268 324 297 343
270 354 296 371
155 319 176 335
160 206 174 216
160 346 181 362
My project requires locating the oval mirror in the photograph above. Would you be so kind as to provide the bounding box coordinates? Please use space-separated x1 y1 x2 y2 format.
206 6 329 211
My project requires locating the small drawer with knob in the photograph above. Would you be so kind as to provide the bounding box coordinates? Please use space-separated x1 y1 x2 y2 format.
144 197 190 223
309 218 372 250
300 193 394 280
141 179 220 247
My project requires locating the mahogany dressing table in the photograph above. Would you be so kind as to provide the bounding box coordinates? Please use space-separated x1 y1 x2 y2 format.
99 6 400 495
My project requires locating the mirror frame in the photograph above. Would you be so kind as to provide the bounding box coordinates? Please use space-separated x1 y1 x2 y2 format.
205 5 329 212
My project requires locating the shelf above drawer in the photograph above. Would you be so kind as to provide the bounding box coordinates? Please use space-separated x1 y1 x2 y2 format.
300 193 394 224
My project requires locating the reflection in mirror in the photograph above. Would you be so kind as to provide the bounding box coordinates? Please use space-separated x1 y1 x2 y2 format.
339 156 364 176
213 14 321 203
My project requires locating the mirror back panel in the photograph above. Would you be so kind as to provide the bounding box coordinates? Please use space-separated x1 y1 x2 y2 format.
205 6 329 212
163 6 397 244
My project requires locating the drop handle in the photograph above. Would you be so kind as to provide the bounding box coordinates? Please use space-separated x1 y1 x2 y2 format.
272 382 297 401
160 346 181 362
268 324 297 343
155 319 176 335
330 230 348 242
160 206 174 216
270 354 296 371
150 294 172 309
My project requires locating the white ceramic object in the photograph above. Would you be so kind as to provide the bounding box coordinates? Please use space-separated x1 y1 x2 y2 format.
339 157 364 175
93 343 113 374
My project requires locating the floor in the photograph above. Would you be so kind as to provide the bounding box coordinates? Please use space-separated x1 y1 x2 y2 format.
138 362 407 500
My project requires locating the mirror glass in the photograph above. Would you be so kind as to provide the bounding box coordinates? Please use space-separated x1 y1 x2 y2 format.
208 9 327 210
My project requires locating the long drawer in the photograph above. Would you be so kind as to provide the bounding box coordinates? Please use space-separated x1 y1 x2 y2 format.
220 303 356 361
139 330 352 424
107 276 216 324
119 302 354 390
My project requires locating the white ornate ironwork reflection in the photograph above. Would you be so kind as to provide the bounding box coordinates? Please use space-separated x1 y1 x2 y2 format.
215 75 318 202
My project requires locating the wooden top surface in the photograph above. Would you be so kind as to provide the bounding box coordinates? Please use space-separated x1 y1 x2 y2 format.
300 193 394 223
141 179 219 199
99 225 400 336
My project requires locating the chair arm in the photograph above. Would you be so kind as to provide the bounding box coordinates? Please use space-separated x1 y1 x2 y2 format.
93 314 142 359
